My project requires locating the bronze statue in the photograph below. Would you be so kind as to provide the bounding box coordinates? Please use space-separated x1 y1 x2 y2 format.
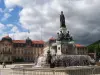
60 11 66 28
46 50 52 64
57 33 60 41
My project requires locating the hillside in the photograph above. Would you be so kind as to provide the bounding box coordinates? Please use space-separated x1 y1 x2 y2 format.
87 40 100 53
87 40 100 60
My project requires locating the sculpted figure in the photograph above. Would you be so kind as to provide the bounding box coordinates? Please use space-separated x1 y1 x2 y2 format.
60 11 66 28
57 33 60 41
70 36 73 41
46 50 52 64
59 31 64 40
65 31 70 41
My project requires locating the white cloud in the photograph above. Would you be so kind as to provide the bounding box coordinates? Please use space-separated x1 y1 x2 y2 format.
8 8 14 12
0 8 3 13
4 0 21 8
0 23 5 34
7 24 13 27
0 23 5 29
1 13 11 21
4 0 100 44
11 26 19 33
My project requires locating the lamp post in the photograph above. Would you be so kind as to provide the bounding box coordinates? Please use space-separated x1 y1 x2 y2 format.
95 43 99 61
1 49 5 63
94 46 96 61
97 43 100 61
1 51 6 68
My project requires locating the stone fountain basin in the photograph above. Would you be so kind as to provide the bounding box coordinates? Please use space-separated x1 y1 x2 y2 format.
14 64 36 68
11 65 100 75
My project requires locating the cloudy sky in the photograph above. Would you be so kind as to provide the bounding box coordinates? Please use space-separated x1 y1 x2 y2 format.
0 0 100 45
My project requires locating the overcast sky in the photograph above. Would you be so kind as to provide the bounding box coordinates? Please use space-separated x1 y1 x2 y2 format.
0 0 100 45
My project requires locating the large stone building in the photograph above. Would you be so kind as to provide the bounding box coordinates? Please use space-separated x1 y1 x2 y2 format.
0 36 44 63
0 35 88 63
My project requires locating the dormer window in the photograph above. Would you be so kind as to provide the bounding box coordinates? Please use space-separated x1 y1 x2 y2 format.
26 37 32 46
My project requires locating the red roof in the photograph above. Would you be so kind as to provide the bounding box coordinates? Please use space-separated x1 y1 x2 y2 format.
32 40 44 44
2 36 44 44
49 37 55 41
13 40 26 43
75 44 85 47
13 40 44 44
12 40 44 44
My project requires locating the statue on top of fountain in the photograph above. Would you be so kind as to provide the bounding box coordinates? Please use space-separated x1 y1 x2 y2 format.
60 11 66 28
57 30 73 41
57 11 73 42
34 11 96 68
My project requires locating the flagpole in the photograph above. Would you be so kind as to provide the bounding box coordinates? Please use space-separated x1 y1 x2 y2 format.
13 32 15 40
27 27 30 38
40 24 42 40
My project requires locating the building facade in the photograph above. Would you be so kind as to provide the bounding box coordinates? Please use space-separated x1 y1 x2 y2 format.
0 36 44 63
76 44 88 55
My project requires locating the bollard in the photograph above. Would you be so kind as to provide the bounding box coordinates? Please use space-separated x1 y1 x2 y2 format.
23 69 25 75
53 70 55 75
92 68 96 75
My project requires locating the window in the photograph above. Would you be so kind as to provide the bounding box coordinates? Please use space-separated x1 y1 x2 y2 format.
9 48 10 52
8 57 10 61
20 44 21 47
22 50 23 54
33 44 36 47
37 44 39 47
38 44 40 47
40 44 43 47
3 48 4 52
9 43 11 46
21 44 22 47
40 44 42 47
2 43 4 46
35 44 37 47
58 47 60 50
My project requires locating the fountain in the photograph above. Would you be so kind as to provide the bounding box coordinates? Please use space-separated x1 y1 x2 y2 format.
34 55 46 67
34 11 95 68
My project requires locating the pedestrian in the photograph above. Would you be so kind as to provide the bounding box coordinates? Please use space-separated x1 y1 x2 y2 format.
2 62 6 68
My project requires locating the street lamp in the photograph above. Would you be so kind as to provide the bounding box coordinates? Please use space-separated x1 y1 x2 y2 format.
94 45 96 61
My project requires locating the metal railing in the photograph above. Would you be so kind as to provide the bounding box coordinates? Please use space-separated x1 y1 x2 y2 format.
11 66 100 75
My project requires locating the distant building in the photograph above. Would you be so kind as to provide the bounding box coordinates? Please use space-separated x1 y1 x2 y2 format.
76 44 88 55
0 36 44 63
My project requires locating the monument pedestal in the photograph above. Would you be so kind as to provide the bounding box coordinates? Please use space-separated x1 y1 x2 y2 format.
56 25 77 55
57 43 62 55
59 27 67 34
56 40 77 55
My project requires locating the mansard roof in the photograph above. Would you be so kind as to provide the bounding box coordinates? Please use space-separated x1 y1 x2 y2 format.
32 40 44 44
75 44 86 48
13 40 26 43
13 40 44 44
1 36 44 44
